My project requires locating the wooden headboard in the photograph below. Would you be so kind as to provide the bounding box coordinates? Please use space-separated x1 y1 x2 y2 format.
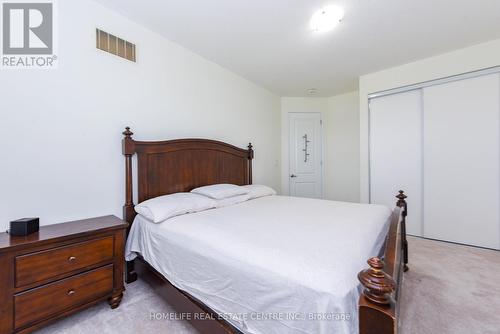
122 127 254 223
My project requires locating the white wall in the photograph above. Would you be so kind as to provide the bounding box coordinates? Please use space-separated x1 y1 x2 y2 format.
281 93 359 202
326 92 360 202
359 38 500 202
1 0 281 232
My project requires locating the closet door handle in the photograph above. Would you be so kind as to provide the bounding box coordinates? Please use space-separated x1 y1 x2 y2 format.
290 174 298 178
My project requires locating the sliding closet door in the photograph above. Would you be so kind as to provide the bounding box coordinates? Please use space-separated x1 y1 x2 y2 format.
370 90 423 236
423 74 500 249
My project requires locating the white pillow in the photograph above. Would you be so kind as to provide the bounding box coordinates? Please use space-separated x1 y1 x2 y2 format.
241 184 277 199
134 193 216 223
216 194 250 208
191 183 249 200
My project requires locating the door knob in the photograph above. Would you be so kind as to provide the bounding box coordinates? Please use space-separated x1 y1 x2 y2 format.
290 174 297 178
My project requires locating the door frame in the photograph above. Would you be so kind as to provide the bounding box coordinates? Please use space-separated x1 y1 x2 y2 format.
287 112 325 198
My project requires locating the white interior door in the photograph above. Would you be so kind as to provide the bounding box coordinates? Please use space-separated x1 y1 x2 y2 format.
369 90 423 236
423 74 500 249
289 113 323 198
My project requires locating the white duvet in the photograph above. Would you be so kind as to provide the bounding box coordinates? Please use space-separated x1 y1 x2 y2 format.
125 195 392 334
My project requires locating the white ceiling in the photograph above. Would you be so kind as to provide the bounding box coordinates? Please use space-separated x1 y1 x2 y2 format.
95 0 500 97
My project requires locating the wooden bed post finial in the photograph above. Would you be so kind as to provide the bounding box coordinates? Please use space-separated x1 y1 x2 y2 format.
396 190 409 272
123 126 133 138
358 257 396 305
396 190 407 216
247 143 254 185
247 143 254 159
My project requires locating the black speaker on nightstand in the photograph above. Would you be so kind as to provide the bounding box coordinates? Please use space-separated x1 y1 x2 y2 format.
9 218 39 236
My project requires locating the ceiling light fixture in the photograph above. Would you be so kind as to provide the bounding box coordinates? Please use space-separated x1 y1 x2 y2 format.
310 5 345 33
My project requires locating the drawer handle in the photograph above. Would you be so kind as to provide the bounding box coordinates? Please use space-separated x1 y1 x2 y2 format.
67 289 75 296
68 256 77 262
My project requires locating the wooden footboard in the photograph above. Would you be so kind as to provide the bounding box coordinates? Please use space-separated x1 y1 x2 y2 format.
357 191 409 334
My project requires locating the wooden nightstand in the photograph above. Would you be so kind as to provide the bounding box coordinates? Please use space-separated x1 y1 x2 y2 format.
0 215 128 334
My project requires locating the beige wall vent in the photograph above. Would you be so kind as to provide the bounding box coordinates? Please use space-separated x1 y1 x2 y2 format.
96 29 136 62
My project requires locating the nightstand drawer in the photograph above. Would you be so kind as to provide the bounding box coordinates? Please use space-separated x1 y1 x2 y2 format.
14 265 114 329
15 236 114 287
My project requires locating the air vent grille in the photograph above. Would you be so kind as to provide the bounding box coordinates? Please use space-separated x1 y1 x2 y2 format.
96 29 136 62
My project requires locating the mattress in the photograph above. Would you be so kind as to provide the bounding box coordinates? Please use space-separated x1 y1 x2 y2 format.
125 195 392 334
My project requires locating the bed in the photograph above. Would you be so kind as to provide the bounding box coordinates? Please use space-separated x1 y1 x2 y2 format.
121 127 409 334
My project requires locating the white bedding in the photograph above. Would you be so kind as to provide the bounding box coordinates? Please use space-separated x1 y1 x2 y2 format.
125 195 392 334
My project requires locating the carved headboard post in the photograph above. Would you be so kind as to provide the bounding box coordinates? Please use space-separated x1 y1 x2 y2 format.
122 127 136 225
123 127 138 284
247 143 254 184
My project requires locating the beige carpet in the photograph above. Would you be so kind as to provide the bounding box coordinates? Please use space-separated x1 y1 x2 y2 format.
400 236 500 334
36 236 500 334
